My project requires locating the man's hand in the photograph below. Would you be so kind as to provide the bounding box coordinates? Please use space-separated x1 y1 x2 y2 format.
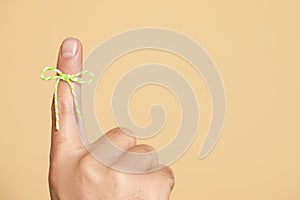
48 38 175 200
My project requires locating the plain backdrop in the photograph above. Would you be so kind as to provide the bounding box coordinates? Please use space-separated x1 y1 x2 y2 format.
0 0 299 199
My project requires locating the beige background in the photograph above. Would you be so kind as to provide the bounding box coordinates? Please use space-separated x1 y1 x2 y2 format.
1 0 300 199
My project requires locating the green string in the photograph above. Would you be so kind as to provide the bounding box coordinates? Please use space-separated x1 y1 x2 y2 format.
40 67 94 130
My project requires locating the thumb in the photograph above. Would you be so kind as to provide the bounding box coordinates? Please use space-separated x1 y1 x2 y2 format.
51 38 83 152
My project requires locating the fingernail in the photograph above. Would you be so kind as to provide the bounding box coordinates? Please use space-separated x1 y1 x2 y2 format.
61 38 78 58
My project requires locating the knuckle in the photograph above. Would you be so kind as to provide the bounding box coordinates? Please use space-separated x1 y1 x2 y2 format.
126 144 159 169
78 155 93 172
158 166 175 190
129 144 156 153
57 100 74 114
106 127 136 149
77 156 101 182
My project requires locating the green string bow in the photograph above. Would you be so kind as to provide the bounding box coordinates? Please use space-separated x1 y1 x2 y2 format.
40 67 94 130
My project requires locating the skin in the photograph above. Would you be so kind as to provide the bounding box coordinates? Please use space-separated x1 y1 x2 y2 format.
48 38 175 200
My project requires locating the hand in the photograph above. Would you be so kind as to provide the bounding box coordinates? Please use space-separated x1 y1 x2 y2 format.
48 38 175 200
